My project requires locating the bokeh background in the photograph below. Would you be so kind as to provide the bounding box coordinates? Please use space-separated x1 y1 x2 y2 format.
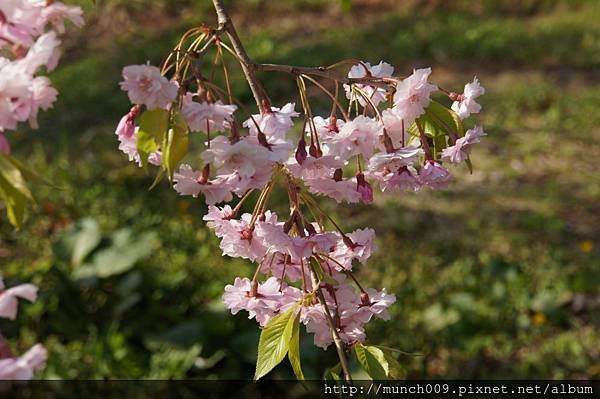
1 0 599 380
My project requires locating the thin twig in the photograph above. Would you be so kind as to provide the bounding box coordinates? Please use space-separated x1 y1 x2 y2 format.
255 63 394 88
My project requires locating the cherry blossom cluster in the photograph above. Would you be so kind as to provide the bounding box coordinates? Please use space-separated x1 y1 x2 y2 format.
0 0 83 154
0 0 82 381
116 37 486 352
0 277 47 379
207 205 395 348
117 62 485 204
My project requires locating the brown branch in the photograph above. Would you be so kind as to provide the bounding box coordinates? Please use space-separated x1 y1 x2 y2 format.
211 1 354 381
212 0 268 111
308 263 353 382
254 63 394 88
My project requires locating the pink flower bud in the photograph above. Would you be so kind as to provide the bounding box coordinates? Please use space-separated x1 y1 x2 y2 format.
356 173 373 203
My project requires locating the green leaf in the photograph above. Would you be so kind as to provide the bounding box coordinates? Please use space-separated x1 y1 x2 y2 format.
254 303 299 381
1 154 62 189
70 218 102 267
426 100 465 138
137 109 169 166
355 343 388 380
0 173 28 228
0 154 33 201
323 362 342 381
287 311 304 381
148 168 165 191
408 101 465 159
310 258 338 286
162 113 188 180
375 346 406 380
465 158 474 174
72 230 160 279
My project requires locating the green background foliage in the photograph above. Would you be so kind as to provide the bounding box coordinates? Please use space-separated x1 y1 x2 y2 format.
1 0 598 380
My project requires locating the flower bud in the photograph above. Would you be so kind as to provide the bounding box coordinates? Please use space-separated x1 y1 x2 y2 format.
257 132 273 150
360 291 371 307
333 168 343 182
197 164 210 184
240 227 253 242
308 142 322 158
295 137 307 165
356 173 373 203
305 223 317 236
327 115 339 133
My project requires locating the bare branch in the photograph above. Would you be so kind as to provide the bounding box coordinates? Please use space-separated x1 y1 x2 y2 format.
254 63 395 88
211 0 268 111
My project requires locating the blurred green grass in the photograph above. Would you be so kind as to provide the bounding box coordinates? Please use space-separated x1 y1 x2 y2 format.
1 0 598 380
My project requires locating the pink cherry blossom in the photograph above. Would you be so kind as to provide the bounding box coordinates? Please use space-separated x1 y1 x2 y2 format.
261 253 304 282
173 164 233 204
310 116 345 147
344 61 394 107
0 278 38 320
379 166 421 192
329 228 376 270
120 64 178 110
219 167 273 196
419 160 452 189
115 107 138 139
27 76 58 129
0 343 47 380
203 205 235 236
222 277 298 326
392 67 437 124
244 102 299 140
181 93 237 133
217 211 279 262
39 1 84 34
286 154 345 180
0 3 36 48
441 126 486 164
301 304 332 348
305 177 362 204
202 135 273 179
354 288 396 323
367 146 423 174
451 77 485 119
382 108 414 148
327 115 382 159
0 58 32 130
19 31 61 73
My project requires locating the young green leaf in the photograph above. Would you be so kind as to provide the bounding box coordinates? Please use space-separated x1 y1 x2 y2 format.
0 173 28 228
136 109 169 166
287 311 304 381
254 303 299 381
310 257 339 286
354 343 388 380
426 100 465 138
162 113 189 180
375 346 406 380
323 362 342 381
1 154 62 189
0 154 33 201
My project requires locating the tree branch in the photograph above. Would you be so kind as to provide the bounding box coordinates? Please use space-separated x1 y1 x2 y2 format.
309 265 353 382
254 63 394 88
212 0 267 111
